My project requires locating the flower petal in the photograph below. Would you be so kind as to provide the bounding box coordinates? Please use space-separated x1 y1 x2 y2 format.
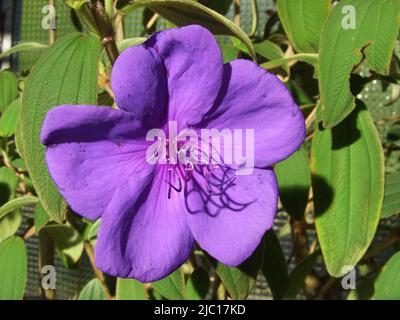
111 44 168 127
185 167 278 266
95 166 194 282
146 25 223 127
41 105 152 220
203 59 306 167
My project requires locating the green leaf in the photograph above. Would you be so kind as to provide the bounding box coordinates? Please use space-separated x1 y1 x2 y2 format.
275 147 311 220
319 0 400 128
210 242 264 300
0 167 18 206
276 0 331 53
152 268 186 300
186 268 210 300
261 230 289 300
0 237 27 300
117 0 256 59
34 203 50 233
284 250 320 299
375 252 400 300
254 39 290 75
0 212 22 243
0 71 18 112
83 219 101 241
44 224 84 266
254 39 285 61
117 37 147 52
219 43 238 63
116 278 147 300
78 279 107 300
0 196 39 220
381 173 400 219
0 42 48 61
0 98 21 138
14 119 25 160
20 32 101 223
312 102 385 277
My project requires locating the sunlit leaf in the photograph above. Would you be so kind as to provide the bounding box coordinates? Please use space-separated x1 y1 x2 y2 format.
381 173 400 219
276 0 331 53
275 147 311 220
375 252 400 300
0 237 27 300
312 102 384 277
20 33 101 223
209 242 264 299
0 71 18 112
152 268 186 300
319 0 400 128
0 98 21 138
78 279 107 300
116 278 147 300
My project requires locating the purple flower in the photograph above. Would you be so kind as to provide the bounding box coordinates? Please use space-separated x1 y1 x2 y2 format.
40 25 305 282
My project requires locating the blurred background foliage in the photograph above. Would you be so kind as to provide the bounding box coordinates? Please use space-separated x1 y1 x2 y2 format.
0 0 399 300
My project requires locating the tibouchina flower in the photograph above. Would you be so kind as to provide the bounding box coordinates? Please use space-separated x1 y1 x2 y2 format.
41 25 305 282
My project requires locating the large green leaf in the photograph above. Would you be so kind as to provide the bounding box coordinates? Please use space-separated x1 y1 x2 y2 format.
0 236 27 299
117 0 256 59
0 98 21 138
152 268 186 300
261 230 289 300
0 71 18 112
381 173 400 219
78 279 107 300
275 147 311 220
20 33 101 223
116 278 147 300
312 103 384 277
210 242 264 300
186 268 210 300
375 252 400 300
276 0 331 53
319 0 400 128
